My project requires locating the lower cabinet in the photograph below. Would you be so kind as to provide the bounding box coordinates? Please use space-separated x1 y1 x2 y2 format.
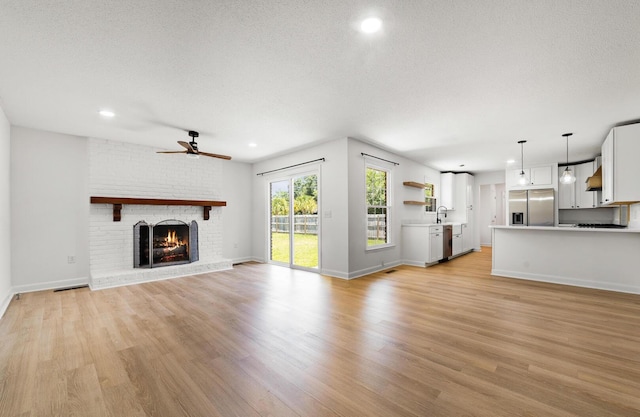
402 224 471 267
452 233 462 256
429 226 444 263
462 223 473 252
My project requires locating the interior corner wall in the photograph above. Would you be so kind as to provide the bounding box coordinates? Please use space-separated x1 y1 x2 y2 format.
10 127 89 292
347 138 440 278
0 106 12 316
222 161 253 263
251 138 349 277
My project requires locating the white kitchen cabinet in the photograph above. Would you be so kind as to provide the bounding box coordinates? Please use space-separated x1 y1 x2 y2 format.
440 173 456 210
576 162 597 208
558 161 598 209
558 165 576 209
429 225 444 263
601 124 640 205
452 233 462 256
455 173 474 210
451 224 462 256
448 173 474 223
462 223 473 252
401 226 429 266
507 165 554 188
507 168 530 188
601 129 614 204
530 166 553 186
402 225 444 265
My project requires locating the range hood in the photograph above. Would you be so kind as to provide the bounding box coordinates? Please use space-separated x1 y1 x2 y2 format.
585 166 602 191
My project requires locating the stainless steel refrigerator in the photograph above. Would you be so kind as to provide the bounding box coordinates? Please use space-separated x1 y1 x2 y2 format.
508 188 555 226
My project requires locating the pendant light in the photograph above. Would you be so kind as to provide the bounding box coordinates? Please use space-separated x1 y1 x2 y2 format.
559 133 576 184
517 140 529 185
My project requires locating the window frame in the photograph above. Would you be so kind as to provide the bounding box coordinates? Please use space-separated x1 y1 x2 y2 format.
365 162 394 250
424 182 436 212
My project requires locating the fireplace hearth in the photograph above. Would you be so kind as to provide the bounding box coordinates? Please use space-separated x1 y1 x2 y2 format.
134 220 199 268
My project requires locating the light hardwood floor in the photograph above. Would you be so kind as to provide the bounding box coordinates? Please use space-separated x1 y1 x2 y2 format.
1 247 640 417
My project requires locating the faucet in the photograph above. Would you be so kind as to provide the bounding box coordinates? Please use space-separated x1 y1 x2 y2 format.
436 206 448 224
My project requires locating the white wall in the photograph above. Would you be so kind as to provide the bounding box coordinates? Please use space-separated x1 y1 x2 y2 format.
222 161 253 263
0 106 12 316
10 127 90 292
251 138 349 277
251 137 442 279
347 138 441 277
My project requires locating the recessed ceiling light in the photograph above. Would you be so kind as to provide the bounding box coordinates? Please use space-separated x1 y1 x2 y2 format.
99 110 115 118
248 143 257 148
506 159 516 164
360 17 382 34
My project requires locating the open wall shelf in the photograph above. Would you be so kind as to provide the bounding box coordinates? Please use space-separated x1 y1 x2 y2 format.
403 181 426 189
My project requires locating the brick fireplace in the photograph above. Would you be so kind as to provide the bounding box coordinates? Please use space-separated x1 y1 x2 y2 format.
88 138 232 289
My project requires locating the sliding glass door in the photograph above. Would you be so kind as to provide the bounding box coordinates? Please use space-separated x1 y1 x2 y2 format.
269 173 319 270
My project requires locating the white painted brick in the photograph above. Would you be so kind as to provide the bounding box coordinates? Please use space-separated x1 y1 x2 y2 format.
88 138 228 288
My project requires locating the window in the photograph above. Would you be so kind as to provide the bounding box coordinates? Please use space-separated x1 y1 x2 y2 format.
366 165 391 248
424 182 436 212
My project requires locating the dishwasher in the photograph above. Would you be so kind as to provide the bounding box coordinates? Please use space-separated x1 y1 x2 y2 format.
442 224 453 260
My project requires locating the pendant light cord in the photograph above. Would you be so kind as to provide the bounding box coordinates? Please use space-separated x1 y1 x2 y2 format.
518 140 526 174
563 133 573 165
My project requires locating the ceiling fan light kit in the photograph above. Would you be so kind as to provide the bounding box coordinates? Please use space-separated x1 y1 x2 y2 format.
156 130 232 160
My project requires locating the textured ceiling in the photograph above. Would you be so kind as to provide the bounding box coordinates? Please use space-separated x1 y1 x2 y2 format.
1 1 639 172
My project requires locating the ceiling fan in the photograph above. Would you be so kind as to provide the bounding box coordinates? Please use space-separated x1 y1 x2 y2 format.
157 130 232 160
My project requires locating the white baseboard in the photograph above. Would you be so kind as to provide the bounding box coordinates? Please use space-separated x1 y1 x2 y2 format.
231 257 263 265
0 289 14 318
347 260 403 280
491 269 640 295
12 277 89 294
401 259 427 268
320 269 349 280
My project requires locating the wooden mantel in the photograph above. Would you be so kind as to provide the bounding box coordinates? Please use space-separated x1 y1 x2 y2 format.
90 196 227 221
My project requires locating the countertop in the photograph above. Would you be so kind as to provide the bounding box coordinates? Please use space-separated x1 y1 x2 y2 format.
491 225 640 234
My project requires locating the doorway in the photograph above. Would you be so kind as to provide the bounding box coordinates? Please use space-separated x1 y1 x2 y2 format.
269 172 319 270
479 183 506 245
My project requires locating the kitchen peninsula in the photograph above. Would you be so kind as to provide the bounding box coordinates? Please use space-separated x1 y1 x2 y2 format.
491 225 640 294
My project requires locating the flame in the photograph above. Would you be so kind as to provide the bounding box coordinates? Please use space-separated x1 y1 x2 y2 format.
167 230 179 246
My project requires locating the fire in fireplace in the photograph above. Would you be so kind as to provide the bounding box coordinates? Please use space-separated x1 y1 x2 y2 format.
134 220 199 268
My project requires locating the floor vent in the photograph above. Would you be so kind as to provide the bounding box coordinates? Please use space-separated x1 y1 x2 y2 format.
53 285 89 293
385 269 398 274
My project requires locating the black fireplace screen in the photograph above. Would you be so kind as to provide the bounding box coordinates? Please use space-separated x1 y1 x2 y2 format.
134 220 199 268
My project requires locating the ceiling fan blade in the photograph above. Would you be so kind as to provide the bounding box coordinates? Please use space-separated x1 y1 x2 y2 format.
157 150 187 154
198 151 232 160
178 141 196 152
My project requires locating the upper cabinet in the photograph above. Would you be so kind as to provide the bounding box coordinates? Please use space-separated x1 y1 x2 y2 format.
440 172 456 210
440 172 474 223
507 165 555 189
558 161 598 209
601 124 640 205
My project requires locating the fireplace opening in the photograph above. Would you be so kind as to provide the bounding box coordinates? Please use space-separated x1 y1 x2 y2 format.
134 220 199 268
153 223 189 265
